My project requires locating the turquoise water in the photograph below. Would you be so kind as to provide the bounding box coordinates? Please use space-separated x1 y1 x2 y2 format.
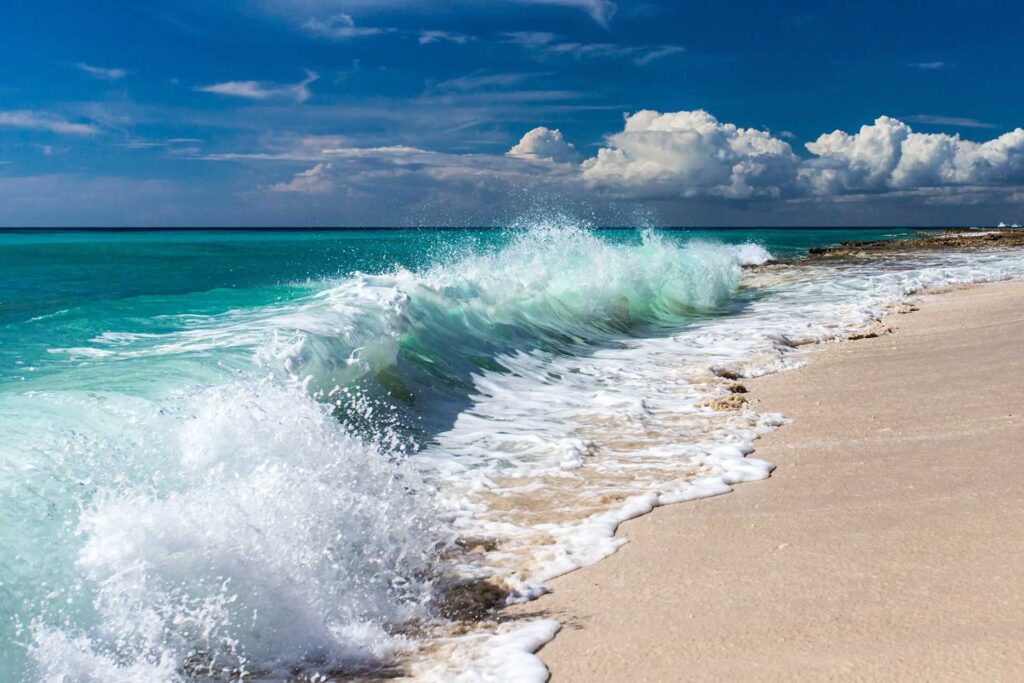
0 225 934 680
1 227 911 385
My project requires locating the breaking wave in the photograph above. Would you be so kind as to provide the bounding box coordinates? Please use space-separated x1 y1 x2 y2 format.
7 223 762 680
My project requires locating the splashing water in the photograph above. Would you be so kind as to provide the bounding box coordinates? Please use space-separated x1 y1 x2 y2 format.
2 222 756 680
4 222 1023 681
18 379 445 680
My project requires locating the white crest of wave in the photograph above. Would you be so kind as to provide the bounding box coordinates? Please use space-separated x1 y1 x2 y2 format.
49 223 758 395
266 222 751 385
414 222 743 318
29 379 446 681
731 242 775 266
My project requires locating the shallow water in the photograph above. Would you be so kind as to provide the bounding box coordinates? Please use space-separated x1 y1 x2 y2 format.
2 224 1019 681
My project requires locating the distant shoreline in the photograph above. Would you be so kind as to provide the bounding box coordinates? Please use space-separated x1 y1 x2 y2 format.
0 225 1008 233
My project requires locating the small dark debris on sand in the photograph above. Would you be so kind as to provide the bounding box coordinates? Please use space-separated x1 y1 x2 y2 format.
711 366 744 380
454 536 501 553
437 577 508 621
704 394 749 411
848 326 893 341
891 303 920 315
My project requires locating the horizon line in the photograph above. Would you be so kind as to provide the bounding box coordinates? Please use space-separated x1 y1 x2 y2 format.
0 225 1009 233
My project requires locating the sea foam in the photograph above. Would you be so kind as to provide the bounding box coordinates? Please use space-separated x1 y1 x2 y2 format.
7 224 1024 682
22 380 447 680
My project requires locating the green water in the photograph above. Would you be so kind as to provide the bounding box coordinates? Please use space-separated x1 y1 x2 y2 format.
1 225 931 680
0 227 914 385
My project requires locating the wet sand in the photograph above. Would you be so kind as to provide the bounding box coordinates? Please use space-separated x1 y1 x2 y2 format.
513 279 1024 681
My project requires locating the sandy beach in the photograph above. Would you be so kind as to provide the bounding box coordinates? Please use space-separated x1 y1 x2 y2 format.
513 278 1024 681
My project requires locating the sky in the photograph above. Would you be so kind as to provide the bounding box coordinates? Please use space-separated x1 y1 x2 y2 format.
2 0 1024 227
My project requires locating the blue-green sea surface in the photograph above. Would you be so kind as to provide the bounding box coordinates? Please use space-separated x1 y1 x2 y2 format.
1 224 993 681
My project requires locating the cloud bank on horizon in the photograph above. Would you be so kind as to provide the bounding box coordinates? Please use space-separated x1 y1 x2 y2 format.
267 111 1024 209
1 0 1023 226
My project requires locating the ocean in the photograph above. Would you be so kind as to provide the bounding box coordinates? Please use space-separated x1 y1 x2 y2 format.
2 223 1023 681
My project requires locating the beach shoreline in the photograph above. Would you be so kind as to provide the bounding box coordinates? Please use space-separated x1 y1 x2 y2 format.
509 278 1024 681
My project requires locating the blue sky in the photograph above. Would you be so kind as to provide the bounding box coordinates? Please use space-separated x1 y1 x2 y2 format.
2 0 1023 226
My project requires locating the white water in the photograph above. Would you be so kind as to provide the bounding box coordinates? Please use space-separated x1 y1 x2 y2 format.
17 380 445 681
407 248 1024 681
8 227 1024 682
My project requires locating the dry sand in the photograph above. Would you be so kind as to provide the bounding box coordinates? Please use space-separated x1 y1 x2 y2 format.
512 279 1024 681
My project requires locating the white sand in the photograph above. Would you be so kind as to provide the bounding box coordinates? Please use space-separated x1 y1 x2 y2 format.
512 280 1024 681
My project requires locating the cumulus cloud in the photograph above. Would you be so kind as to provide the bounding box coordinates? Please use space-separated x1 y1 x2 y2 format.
197 70 319 102
582 110 799 199
580 111 1024 201
800 115 911 194
801 116 1024 194
76 63 127 80
0 110 99 136
240 110 1024 219
507 127 580 163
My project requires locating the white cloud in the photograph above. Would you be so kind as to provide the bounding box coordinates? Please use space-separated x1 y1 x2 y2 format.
507 127 580 163
197 70 319 102
582 111 1024 202
905 114 997 129
894 129 1024 188
504 32 684 66
801 115 911 194
435 72 531 92
270 162 336 193
219 109 1024 220
547 42 681 65
909 61 950 69
509 0 616 26
0 110 99 136
269 0 616 26
302 13 392 39
503 31 558 47
76 63 128 80
801 116 1024 194
203 134 353 162
582 110 799 199
632 46 686 66
261 141 582 203
119 137 205 151
419 30 472 44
